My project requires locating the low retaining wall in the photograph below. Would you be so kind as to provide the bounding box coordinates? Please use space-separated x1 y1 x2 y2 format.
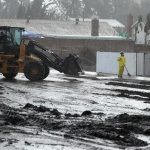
36 37 150 71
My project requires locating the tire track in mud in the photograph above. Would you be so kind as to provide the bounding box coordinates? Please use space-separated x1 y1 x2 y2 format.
110 89 150 101
103 81 150 102
0 85 8 103
106 82 150 90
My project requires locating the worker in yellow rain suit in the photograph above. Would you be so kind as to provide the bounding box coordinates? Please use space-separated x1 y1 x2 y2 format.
117 52 126 78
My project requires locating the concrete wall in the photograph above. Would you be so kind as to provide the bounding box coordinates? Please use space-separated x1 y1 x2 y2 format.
37 37 150 53
144 53 150 76
36 37 150 72
137 53 144 76
37 37 134 53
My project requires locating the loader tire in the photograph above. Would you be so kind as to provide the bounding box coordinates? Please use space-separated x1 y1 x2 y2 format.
2 66 18 80
3 73 18 80
24 61 45 81
42 65 50 80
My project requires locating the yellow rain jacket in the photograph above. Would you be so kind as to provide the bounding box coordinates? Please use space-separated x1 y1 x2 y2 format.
117 56 126 77
117 56 126 67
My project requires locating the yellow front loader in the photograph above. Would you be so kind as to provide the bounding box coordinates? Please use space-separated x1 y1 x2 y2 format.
0 26 82 81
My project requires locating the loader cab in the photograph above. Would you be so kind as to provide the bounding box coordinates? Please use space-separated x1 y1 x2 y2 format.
0 26 24 55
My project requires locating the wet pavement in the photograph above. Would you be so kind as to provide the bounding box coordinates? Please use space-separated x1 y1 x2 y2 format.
0 71 150 150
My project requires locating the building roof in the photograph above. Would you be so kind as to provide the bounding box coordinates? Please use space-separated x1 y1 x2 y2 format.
70 18 125 28
99 19 125 28
0 19 118 37
48 35 126 40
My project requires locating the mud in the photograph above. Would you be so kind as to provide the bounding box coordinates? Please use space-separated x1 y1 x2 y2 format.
111 89 150 99
92 92 150 102
65 113 150 147
106 82 150 90
23 103 62 116
105 81 150 102
1 73 150 149
81 110 92 116
0 138 18 145
0 103 149 148
106 82 150 100
92 81 150 102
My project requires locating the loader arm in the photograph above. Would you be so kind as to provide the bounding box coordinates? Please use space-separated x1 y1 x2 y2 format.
26 40 82 76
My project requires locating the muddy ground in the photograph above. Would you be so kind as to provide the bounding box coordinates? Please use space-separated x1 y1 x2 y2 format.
0 71 150 150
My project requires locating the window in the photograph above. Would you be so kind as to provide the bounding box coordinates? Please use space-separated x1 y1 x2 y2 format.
10 28 22 45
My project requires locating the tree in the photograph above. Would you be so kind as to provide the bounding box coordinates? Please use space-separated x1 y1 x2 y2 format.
82 0 113 19
0 0 147 22
0 0 3 18
71 0 82 18
30 0 59 19
20 0 30 6
60 0 82 18
141 0 150 20
82 0 102 18
17 2 26 19
25 4 32 18
30 0 43 19
2 0 20 18
112 0 134 24
102 0 114 18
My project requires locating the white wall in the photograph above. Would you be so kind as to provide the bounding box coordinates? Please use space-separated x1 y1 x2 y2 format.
137 53 144 76
144 53 150 76
96 52 144 76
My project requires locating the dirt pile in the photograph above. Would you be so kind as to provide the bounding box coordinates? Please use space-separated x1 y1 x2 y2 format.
0 103 149 148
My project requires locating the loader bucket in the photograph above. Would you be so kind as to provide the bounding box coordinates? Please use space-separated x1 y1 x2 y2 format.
63 54 82 76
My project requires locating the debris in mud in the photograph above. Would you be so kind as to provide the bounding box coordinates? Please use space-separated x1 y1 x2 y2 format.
25 141 32 146
23 103 50 112
65 113 80 118
4 113 26 125
0 120 8 126
23 103 62 116
64 120 148 147
64 113 150 147
0 103 150 148
144 108 150 111
112 113 150 123
0 138 18 145
81 110 92 116
37 105 50 112
51 109 61 117
23 103 37 109
93 112 105 116
140 81 150 85
144 129 150 135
